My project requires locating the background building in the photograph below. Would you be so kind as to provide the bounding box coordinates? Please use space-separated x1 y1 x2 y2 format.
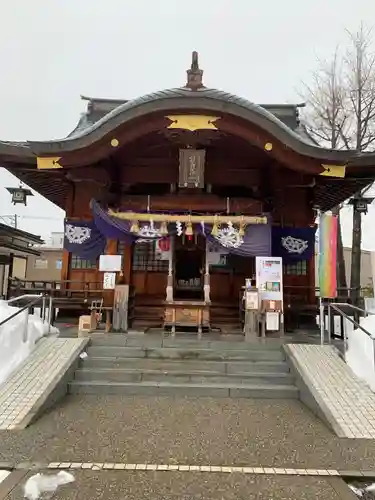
25 232 63 283
0 223 43 298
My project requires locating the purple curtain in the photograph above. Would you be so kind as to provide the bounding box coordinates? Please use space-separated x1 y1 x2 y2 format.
207 224 271 256
64 220 106 259
272 226 316 263
90 199 271 256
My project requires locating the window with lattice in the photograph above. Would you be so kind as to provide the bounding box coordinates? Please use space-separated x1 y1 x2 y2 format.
71 255 97 269
118 240 127 255
284 260 308 276
132 241 169 272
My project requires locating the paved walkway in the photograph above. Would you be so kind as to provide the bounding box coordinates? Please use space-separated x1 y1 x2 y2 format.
0 338 88 430
287 344 375 439
1 395 375 471
3 469 350 500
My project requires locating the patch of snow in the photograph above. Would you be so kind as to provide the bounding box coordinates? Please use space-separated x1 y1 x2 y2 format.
24 471 75 500
345 315 375 391
349 484 364 497
0 470 10 483
348 481 375 498
0 300 59 387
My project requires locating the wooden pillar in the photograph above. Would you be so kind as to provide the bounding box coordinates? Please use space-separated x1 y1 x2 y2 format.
61 184 75 287
122 242 132 285
204 238 211 303
106 239 117 255
308 254 316 305
61 250 70 282
166 236 174 302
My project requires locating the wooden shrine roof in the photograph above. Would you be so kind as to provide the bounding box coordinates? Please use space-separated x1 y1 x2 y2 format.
1 51 375 211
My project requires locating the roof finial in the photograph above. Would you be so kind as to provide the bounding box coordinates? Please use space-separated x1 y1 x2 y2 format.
185 51 204 91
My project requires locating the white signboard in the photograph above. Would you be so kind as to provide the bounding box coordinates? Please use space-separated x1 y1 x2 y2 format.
255 256 283 303
207 242 228 266
103 272 116 290
99 254 122 272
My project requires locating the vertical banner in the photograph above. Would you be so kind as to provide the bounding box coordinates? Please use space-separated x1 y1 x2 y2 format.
318 213 338 298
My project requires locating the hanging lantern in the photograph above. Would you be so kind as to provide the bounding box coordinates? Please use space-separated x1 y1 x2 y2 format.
130 220 140 233
160 221 168 235
158 237 170 252
6 185 33 206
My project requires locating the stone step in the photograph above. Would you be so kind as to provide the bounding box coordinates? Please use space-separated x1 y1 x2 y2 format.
68 380 299 398
86 346 285 361
89 334 282 350
74 367 295 385
131 321 162 329
81 357 290 373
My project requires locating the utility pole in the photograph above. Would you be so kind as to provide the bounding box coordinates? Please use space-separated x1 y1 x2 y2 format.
349 189 374 307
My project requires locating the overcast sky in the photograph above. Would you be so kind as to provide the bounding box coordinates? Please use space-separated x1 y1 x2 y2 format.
0 0 375 247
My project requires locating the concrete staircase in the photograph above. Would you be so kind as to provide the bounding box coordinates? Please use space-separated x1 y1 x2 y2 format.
69 334 298 399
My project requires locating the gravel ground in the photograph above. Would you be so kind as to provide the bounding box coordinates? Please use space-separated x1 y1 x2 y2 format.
6 470 343 500
1 395 375 469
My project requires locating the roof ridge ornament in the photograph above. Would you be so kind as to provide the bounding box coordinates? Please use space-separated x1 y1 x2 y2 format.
185 51 204 91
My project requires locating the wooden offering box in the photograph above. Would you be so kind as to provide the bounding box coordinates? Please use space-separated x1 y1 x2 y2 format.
164 300 210 336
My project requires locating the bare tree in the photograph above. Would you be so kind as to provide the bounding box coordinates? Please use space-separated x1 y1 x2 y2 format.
302 51 349 150
301 24 375 304
301 52 348 292
344 24 375 306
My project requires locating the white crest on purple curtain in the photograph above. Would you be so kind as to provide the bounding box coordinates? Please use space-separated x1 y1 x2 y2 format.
214 222 244 248
65 224 92 245
137 221 162 238
281 235 308 254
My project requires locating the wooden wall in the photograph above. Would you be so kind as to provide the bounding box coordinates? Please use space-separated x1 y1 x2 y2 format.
62 150 315 305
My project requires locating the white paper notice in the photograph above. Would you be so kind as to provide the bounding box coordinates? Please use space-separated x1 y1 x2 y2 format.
103 272 116 290
266 311 280 331
99 254 122 272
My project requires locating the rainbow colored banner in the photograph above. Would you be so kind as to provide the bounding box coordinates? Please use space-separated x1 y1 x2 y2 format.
318 213 338 298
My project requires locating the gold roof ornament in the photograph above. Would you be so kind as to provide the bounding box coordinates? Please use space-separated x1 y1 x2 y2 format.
320 164 346 178
166 115 219 131
37 156 62 170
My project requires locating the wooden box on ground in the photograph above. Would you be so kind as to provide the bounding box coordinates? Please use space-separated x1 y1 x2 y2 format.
164 300 210 334
78 315 96 337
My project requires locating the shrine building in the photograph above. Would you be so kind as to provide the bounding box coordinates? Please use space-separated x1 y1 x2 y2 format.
1 52 375 332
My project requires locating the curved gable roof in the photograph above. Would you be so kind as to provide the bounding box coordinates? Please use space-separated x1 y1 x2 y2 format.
27 87 350 161
71 94 302 134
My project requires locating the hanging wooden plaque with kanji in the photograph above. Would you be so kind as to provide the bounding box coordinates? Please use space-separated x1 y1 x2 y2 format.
178 149 205 188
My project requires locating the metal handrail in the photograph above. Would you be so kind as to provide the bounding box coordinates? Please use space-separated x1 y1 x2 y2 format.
0 294 44 328
326 302 375 350
6 293 44 305
332 302 375 316
0 293 54 341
